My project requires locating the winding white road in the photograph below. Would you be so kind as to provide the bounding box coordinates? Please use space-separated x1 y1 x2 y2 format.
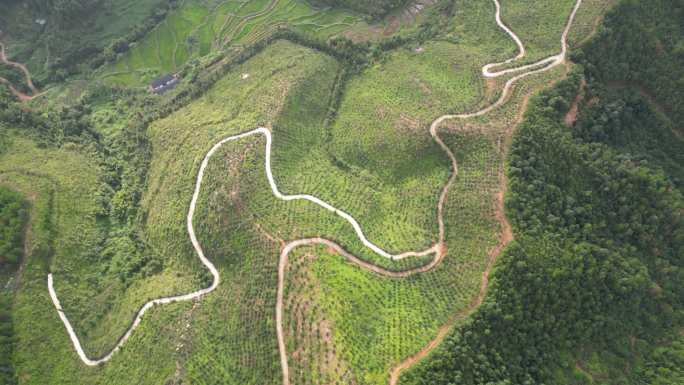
47 0 582 380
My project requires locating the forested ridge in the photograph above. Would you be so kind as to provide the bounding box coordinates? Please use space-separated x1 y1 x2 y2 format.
576 0 684 123
0 188 26 268
0 187 27 385
403 0 684 384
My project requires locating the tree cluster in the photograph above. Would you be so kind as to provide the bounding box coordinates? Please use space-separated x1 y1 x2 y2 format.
403 1 684 381
576 0 684 123
0 187 27 267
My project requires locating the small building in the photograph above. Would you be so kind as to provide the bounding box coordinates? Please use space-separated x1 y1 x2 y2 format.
149 74 179 94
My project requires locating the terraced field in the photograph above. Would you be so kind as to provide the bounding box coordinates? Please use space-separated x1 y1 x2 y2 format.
99 0 364 86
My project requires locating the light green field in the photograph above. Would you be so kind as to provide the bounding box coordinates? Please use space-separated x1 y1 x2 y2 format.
98 0 365 87
499 0 578 62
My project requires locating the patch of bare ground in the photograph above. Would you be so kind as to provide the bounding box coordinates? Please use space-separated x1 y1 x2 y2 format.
565 78 586 126
575 361 594 381
384 16 402 36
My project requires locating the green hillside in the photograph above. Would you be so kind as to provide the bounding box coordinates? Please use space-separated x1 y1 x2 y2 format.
402 1 684 384
0 0 680 384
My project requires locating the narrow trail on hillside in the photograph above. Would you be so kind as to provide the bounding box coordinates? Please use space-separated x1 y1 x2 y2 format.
0 41 44 101
387 177 514 385
47 0 582 380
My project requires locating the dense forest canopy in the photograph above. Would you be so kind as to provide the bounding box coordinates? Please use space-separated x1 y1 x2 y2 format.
0 186 26 385
577 0 684 123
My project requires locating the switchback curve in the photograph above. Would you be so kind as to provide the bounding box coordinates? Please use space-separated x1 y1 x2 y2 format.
46 1 582 382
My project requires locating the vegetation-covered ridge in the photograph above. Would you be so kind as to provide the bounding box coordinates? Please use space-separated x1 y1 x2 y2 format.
42 2 586 384
0 186 28 385
0 42 44 102
403 0 684 384
0 0 625 384
0 187 27 269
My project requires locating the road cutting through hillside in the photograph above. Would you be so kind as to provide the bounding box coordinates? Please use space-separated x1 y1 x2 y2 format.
0 41 45 101
47 0 583 381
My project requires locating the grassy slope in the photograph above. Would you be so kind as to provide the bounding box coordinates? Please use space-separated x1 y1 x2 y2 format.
136 2 531 378
4 40 340 384
0 136 182 384
499 0 577 62
235 0 580 382
402 1 683 384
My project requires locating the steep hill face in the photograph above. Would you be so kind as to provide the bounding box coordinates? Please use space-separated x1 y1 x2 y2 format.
401 0 684 384
579 0 684 124
311 0 408 18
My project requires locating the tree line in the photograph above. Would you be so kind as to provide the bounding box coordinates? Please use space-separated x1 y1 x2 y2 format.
402 0 684 382
0 186 27 385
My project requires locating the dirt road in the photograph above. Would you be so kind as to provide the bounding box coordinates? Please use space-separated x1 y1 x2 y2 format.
47 0 583 380
0 41 44 101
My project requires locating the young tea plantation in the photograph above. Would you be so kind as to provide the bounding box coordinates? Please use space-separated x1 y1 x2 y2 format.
0 0 630 384
99 0 364 86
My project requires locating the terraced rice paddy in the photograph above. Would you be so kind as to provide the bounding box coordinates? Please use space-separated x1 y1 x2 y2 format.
99 0 364 86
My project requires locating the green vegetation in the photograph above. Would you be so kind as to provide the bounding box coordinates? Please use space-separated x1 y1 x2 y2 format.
566 0 617 48
0 186 27 385
145 40 343 384
0 131 189 384
98 0 364 87
0 0 171 82
498 0 577 63
572 87 684 191
403 1 684 384
578 0 684 123
0 293 16 385
0 187 26 269
0 0 656 384
403 67 684 385
0 66 30 95
311 0 408 18
185 2 583 382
